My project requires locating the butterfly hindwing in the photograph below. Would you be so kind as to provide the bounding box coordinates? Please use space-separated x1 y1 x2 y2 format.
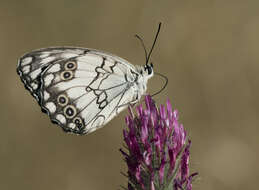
17 47 90 103
39 52 136 134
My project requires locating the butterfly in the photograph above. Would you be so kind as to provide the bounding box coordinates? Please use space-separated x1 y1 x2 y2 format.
17 24 162 135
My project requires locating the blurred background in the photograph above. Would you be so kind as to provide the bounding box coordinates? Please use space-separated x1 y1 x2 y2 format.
1 0 258 189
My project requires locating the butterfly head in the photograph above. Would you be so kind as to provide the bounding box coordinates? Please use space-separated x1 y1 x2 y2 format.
144 63 154 77
138 63 153 78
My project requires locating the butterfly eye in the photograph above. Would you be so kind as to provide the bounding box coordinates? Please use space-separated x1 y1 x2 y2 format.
147 66 153 75
64 105 77 119
61 71 73 80
57 94 68 106
65 61 77 70
144 64 153 75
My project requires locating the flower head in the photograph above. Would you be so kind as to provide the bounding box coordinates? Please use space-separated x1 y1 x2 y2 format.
120 95 197 190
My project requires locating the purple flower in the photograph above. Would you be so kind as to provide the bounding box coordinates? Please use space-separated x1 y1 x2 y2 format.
120 95 198 190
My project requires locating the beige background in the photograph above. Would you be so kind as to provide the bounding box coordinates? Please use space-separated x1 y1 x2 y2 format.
1 0 258 189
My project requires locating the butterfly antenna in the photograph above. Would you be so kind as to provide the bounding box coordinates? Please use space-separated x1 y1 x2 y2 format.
151 71 168 97
146 22 162 64
135 34 148 64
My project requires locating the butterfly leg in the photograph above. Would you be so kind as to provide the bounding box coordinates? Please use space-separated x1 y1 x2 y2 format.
128 104 135 119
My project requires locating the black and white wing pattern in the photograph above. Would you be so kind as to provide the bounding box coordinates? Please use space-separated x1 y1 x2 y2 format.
17 47 154 135
17 48 90 103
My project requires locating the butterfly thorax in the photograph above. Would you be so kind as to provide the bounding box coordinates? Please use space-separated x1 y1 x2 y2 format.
131 65 154 100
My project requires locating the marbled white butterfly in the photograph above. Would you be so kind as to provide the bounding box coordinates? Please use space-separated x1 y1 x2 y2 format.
17 24 162 135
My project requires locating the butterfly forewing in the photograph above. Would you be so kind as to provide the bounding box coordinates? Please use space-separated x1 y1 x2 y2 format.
17 47 144 135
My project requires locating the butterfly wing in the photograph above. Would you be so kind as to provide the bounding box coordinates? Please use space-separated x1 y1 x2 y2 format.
18 47 139 134
17 47 90 103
